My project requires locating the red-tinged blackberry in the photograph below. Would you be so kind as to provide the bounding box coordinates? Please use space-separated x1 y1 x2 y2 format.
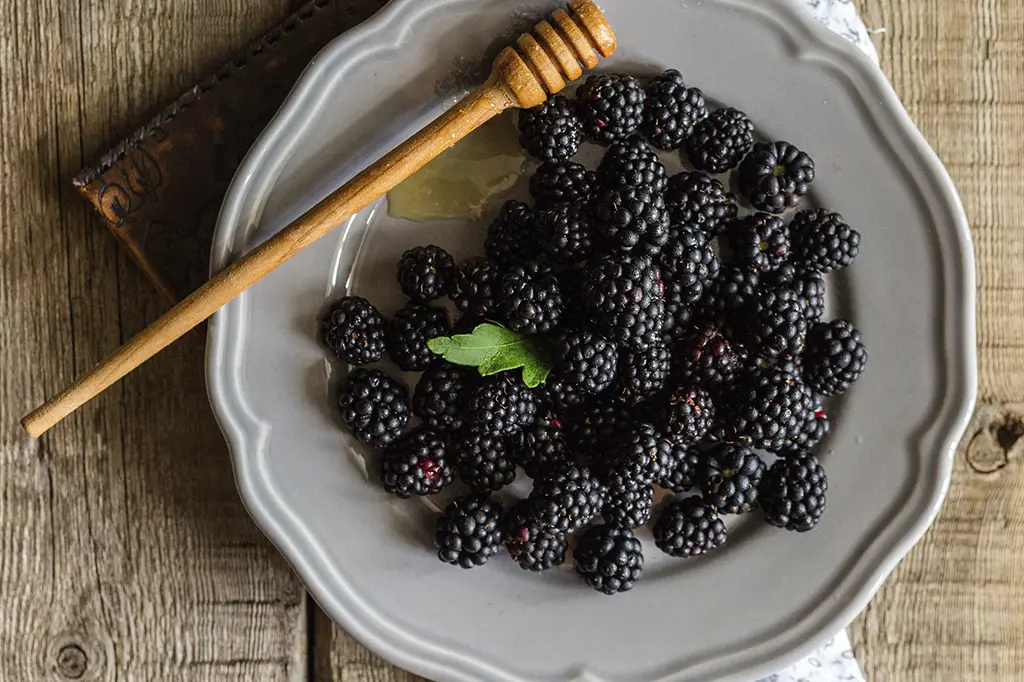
699 266 760 338
486 200 537 268
653 496 727 558
503 501 568 571
436 494 503 568
576 73 646 144
673 326 742 388
658 386 714 444
414 364 473 432
641 69 708 150
320 296 387 365
449 257 502 318
744 286 809 359
380 429 454 498
386 303 450 372
765 264 825 322
613 344 671 405
337 368 410 446
804 320 867 396
530 161 597 207
658 443 701 493
790 209 861 273
738 141 816 214
518 94 583 162
528 462 606 533
497 259 564 335
595 185 671 257
761 452 828 532
723 368 814 452
686 108 755 174
464 373 537 437
574 524 644 595
780 395 830 455
454 430 517 492
728 213 791 275
665 171 738 239
602 474 654 529
396 245 455 303
535 203 595 265
553 329 618 396
535 375 587 412
513 409 570 478
597 135 669 192
600 422 675 486
658 227 719 305
700 444 765 514
565 401 634 453
581 252 666 350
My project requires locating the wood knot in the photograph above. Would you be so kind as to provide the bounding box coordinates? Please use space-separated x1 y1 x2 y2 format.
965 406 1024 474
55 645 87 679
45 632 107 682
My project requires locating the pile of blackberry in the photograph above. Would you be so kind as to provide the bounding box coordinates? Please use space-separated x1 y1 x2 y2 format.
318 70 868 595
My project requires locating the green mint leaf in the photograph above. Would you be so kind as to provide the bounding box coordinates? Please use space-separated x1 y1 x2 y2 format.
521 361 551 388
427 337 452 355
427 322 554 386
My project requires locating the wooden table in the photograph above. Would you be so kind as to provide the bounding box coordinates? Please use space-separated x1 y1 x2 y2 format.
1 1 1020 680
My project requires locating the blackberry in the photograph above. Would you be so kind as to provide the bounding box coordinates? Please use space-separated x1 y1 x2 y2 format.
576 73 646 144
518 94 583 162
700 444 765 514
602 474 654 528
449 257 501 318
497 260 564 334
464 374 537 436
556 267 589 328
665 171 738 239
658 386 714 444
766 264 825 322
699 266 760 337
804 320 867 396
553 329 618 395
600 422 675 486
614 344 671 405
414 364 473 432
672 326 742 388
597 135 669 192
454 430 517 492
790 209 861 273
530 161 596 207
535 375 587 412
724 368 814 451
686 108 755 174
761 452 828 532
380 429 454 497
574 524 644 595
781 395 830 454
728 213 791 274
386 303 450 372
396 245 456 303
653 496 727 558
337 369 409 446
581 252 666 350
535 203 595 265
320 296 387 365
486 200 536 268
641 70 708 150
503 502 568 571
595 185 670 257
528 462 606 533
658 227 718 305
435 495 503 568
566 401 633 453
744 286 809 359
513 409 570 478
657 443 701 492
738 141 816 214
662 280 700 342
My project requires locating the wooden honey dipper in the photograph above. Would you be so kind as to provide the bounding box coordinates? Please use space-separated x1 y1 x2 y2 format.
22 0 616 438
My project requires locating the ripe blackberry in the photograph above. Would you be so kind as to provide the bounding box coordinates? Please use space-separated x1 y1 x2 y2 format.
761 452 828 532
386 303 450 372
744 286 809 359
554 329 618 395
597 136 669 192
485 200 536 268
436 495 503 568
513 409 570 478
699 266 760 337
658 386 714 443
766 264 825 322
464 374 537 437
497 259 564 335
535 375 587 412
600 422 675 485
574 524 644 595
700 444 765 514
602 474 654 528
454 430 517 492
337 369 409 446
414 364 473 432
686 108 755 174
728 213 791 274
380 429 454 497
662 280 700 342
576 73 646 144
790 209 861 273
641 69 708 150
449 257 502 318
503 501 568 571
396 245 456 303
653 496 727 558
581 252 666 350
781 395 831 455
672 326 742 388
665 171 738 239
658 443 701 492
518 94 584 162
804 320 868 396
738 141 816 214
658 227 718 306
595 185 671 257
535 203 595 265
566 401 633 453
724 368 814 451
530 161 597 207
320 296 387 365
528 462 606 533
614 344 671 405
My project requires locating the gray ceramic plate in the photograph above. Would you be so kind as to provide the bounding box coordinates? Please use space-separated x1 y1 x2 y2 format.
206 1 977 680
